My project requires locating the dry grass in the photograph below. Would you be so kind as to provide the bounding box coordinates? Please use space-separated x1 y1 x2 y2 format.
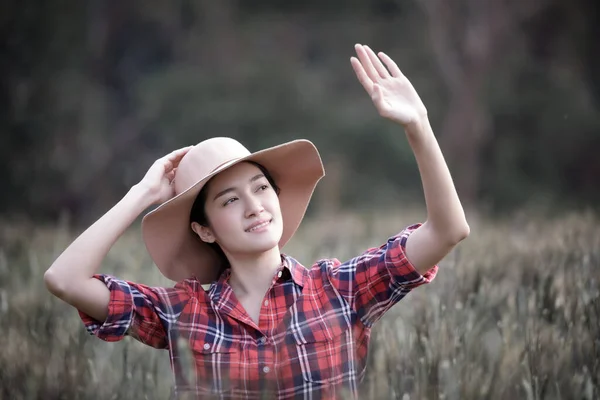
0 208 598 399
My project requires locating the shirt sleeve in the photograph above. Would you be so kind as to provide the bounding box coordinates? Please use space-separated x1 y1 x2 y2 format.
78 274 191 349
323 223 438 327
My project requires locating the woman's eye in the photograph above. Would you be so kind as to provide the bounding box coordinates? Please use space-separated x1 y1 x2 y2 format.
223 197 237 206
258 184 269 191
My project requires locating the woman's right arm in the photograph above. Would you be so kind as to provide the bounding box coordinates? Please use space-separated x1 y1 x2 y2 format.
44 146 192 323
44 185 154 321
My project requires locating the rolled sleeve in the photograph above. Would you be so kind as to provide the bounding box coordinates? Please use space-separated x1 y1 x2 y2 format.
325 224 438 327
78 274 189 349
388 224 438 288
78 275 135 342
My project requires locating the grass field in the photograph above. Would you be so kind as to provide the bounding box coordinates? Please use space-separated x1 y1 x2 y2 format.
1 209 598 399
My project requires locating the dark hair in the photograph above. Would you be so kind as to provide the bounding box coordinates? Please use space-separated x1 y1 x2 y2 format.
189 161 280 268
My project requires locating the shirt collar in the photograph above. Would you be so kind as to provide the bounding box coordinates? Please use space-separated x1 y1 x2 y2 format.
215 254 305 286
208 254 306 305
282 254 306 287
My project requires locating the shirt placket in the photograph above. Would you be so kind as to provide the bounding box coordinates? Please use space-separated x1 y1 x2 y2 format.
256 327 274 393
256 269 286 393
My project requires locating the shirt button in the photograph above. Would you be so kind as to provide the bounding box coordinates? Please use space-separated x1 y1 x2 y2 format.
203 343 210 350
263 366 270 374
277 271 282 278
257 337 266 345
264 300 269 306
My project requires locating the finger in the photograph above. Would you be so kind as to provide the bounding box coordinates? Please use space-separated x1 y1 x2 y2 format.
161 152 184 173
363 45 390 79
166 169 176 184
377 52 403 78
166 145 193 157
164 146 193 167
167 146 193 159
354 44 380 82
350 57 374 94
163 160 179 177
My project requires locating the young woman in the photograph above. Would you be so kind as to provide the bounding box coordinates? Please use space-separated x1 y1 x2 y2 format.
44 44 469 399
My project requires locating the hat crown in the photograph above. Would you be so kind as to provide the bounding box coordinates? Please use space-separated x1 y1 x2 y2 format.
174 137 251 195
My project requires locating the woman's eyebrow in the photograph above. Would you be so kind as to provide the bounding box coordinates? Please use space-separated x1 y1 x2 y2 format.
212 174 266 201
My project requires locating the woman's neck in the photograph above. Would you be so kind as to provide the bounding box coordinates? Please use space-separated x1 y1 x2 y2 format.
226 247 283 297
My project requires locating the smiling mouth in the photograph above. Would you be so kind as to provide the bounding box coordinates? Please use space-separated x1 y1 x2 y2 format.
246 220 271 232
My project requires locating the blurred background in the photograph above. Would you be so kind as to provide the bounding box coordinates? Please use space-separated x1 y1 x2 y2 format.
1 1 599 399
2 0 599 224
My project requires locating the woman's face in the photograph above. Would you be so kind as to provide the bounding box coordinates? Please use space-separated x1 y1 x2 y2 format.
195 162 283 257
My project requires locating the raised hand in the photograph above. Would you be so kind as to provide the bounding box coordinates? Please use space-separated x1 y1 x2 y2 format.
139 146 193 205
351 44 428 129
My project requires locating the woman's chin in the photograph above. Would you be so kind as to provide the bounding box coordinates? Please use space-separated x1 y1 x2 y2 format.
246 236 282 254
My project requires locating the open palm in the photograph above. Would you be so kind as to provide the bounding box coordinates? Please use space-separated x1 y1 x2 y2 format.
351 44 427 127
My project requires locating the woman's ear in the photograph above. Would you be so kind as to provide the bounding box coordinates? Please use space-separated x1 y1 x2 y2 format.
191 222 216 243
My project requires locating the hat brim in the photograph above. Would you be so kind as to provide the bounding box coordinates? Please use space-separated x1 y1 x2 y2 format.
141 139 324 283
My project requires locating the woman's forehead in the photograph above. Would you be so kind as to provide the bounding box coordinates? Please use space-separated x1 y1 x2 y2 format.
208 162 265 191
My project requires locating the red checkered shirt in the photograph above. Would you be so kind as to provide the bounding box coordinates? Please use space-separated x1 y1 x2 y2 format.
79 224 437 399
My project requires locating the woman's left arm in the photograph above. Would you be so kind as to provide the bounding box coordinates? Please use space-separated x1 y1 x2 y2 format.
351 44 470 275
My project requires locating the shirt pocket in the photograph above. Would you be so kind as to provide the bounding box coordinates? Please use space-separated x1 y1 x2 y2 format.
288 316 351 385
174 328 244 395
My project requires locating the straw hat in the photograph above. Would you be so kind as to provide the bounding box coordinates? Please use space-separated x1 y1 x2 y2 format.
141 137 325 283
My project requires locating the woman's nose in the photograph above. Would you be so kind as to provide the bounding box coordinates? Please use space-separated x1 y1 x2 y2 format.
245 196 264 218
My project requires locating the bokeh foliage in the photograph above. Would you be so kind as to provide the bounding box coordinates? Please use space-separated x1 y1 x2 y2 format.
1 0 599 224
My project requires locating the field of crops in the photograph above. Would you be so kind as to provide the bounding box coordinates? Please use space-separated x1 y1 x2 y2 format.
1 209 598 399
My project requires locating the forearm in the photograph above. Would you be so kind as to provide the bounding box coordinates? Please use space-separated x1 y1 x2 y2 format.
44 184 155 293
349 43 468 272
405 118 469 241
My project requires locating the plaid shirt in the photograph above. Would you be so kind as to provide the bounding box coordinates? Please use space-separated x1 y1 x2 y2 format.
79 224 437 399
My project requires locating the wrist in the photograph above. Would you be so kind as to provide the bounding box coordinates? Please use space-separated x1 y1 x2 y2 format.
128 183 159 209
404 115 431 138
